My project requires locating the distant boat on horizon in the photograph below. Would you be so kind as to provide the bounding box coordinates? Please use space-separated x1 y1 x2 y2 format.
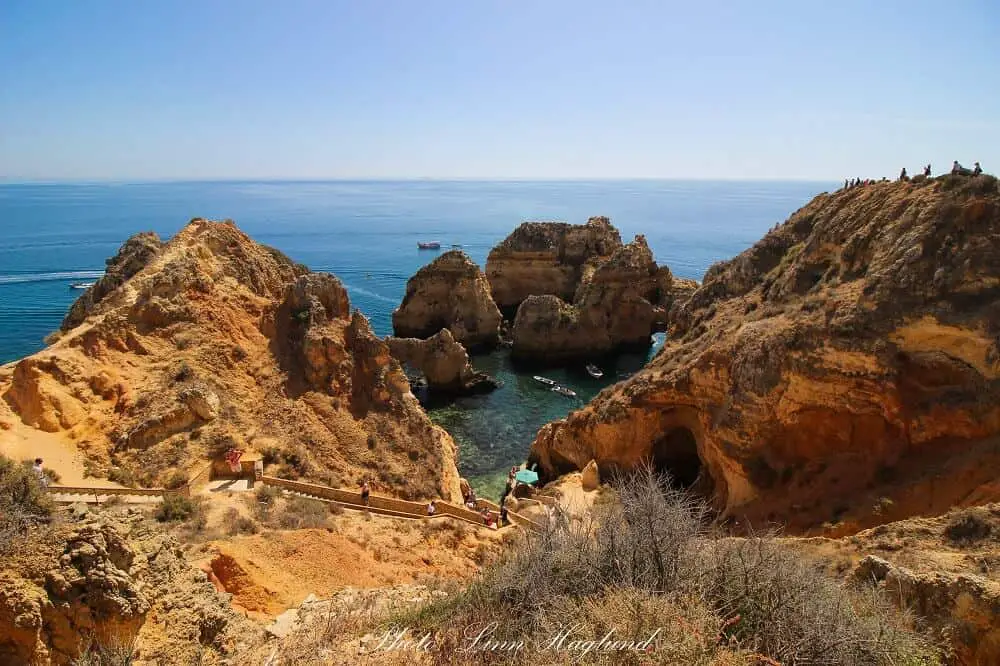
417 241 441 249
69 282 94 290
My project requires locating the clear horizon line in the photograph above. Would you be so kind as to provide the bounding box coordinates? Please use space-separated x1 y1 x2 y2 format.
0 175 842 185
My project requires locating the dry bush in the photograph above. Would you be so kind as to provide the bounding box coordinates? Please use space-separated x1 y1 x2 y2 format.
223 507 259 536
276 495 330 529
0 454 54 556
162 470 188 490
944 508 993 544
385 464 939 666
72 632 137 666
702 535 934 665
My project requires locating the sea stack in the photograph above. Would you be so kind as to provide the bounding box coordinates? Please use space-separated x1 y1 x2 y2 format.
484 216 622 313
392 250 502 350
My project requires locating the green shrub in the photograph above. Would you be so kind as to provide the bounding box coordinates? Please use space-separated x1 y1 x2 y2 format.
107 467 136 488
162 470 189 490
155 495 197 522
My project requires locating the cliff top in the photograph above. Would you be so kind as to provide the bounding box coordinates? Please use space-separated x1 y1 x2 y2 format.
1 218 461 502
489 216 623 257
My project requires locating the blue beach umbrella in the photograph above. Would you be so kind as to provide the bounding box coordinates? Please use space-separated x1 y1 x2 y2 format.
514 469 539 485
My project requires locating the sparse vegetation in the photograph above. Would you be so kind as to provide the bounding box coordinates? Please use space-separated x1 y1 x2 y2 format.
162 470 189 490
0 454 54 556
276 495 331 529
375 465 940 665
223 507 259 535
944 508 993 544
154 494 200 523
72 633 138 666
107 467 136 488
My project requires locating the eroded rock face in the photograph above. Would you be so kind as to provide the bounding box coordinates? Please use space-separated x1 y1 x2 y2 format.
0 218 462 502
0 509 258 665
61 232 165 331
392 251 502 350
386 328 498 395
529 176 1000 532
485 217 623 311
853 555 1000 665
509 235 662 360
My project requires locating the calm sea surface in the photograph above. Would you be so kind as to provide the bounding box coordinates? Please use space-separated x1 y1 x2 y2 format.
0 180 833 496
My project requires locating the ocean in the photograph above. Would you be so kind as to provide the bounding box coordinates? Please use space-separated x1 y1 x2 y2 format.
0 180 834 496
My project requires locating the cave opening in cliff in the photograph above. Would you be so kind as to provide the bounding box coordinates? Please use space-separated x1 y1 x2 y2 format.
652 427 703 490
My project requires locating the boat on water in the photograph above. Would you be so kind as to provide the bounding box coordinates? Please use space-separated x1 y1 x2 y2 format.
532 375 557 386
417 241 441 249
585 363 604 379
551 385 577 398
451 244 462 249
69 282 95 290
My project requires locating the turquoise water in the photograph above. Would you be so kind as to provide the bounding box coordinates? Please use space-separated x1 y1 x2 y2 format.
0 180 834 494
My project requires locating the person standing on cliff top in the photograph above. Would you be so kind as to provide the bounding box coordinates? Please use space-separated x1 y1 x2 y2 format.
899 167 908 181
974 162 983 175
924 164 932 176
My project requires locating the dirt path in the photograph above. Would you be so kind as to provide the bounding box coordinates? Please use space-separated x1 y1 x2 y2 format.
0 421 119 487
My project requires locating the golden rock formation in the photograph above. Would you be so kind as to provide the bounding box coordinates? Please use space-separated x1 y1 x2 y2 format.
0 219 461 502
529 176 1000 533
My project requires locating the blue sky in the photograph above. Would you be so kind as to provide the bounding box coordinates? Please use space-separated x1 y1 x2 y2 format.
1 1 997 180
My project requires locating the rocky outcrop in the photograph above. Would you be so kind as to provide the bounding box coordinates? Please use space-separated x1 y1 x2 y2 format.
61 232 165 331
853 555 1000 665
509 235 662 360
529 176 1000 532
0 508 259 665
392 251 502 350
0 219 462 502
386 329 499 395
485 216 622 311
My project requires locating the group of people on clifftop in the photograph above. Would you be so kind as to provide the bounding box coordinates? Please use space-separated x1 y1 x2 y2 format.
844 160 984 189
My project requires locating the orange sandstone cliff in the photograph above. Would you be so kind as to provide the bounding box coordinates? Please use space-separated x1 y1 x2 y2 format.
529 175 1000 533
0 219 461 502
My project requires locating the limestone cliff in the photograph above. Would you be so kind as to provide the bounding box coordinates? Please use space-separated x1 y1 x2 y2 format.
510 235 663 360
392 250 502 350
484 216 622 312
529 176 1000 533
0 507 259 664
60 232 165 332
0 219 461 502
386 328 498 395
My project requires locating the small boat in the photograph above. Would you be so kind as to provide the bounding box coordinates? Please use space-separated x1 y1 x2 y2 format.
551 385 577 398
69 282 94 290
417 241 441 249
451 244 462 249
533 375 557 386
585 363 604 379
